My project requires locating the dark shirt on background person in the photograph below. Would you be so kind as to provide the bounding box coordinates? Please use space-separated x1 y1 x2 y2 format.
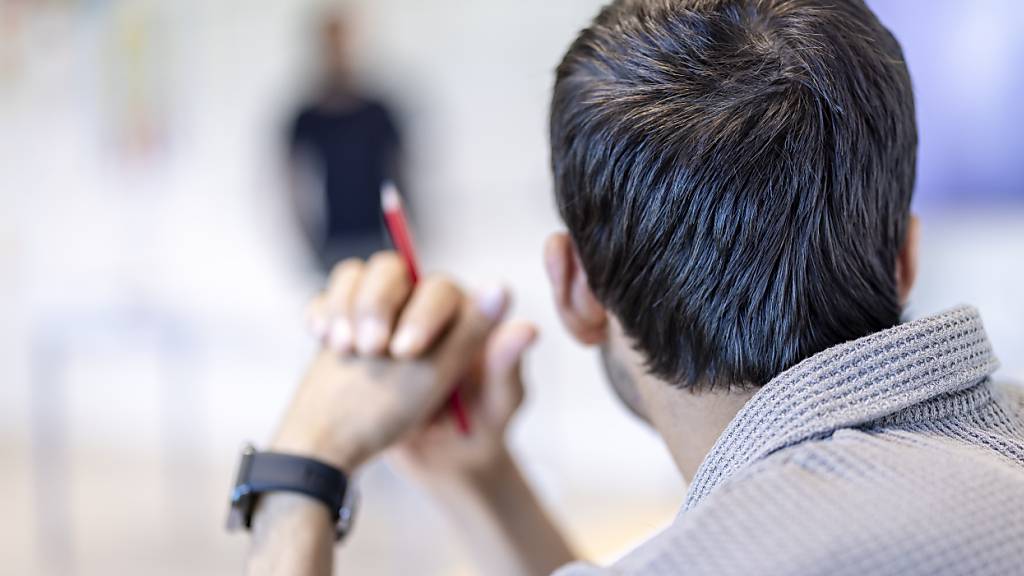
289 97 401 271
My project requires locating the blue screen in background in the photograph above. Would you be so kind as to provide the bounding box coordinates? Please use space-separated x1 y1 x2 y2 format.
867 0 1024 209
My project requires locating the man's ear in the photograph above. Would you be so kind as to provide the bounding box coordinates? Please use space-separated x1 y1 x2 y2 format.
544 233 608 345
896 214 920 306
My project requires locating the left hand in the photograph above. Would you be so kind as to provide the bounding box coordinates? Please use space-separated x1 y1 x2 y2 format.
388 317 538 485
271 252 509 472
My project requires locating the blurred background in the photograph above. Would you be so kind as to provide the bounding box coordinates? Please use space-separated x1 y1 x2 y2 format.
0 0 1021 574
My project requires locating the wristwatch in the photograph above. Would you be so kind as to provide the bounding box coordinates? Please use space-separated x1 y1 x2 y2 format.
226 444 358 542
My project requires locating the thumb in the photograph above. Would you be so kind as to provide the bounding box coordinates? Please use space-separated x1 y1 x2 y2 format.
481 320 539 426
432 285 510 394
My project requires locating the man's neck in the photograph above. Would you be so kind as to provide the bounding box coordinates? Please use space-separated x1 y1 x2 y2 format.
638 381 756 482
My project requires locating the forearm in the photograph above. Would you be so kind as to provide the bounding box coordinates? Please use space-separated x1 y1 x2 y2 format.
244 360 368 576
421 448 577 576
246 493 334 576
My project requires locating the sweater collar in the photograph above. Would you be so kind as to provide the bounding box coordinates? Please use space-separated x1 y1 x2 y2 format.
683 305 1000 511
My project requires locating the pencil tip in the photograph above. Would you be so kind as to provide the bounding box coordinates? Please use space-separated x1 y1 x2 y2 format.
381 181 401 211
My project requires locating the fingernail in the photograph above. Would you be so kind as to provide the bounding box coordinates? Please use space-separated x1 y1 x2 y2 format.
357 318 388 354
475 285 508 320
390 326 419 357
307 313 328 339
328 319 352 352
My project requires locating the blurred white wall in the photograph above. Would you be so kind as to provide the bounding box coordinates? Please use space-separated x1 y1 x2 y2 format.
1 1 679 574
0 1 1021 575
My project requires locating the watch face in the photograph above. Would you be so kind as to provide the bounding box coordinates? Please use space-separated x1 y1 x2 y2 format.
227 486 257 532
335 484 359 541
226 502 248 532
226 446 258 533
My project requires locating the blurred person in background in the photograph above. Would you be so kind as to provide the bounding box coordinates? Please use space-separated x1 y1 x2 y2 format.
235 1 1024 575
287 10 403 271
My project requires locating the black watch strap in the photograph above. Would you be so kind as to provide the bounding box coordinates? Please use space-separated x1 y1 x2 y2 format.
227 445 355 541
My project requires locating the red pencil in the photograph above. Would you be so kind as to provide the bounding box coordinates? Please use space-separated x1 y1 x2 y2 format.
381 182 472 435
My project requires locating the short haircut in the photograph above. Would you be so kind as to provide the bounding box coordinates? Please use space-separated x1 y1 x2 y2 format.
551 0 917 390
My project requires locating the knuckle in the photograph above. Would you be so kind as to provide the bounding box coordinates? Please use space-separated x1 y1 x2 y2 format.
368 252 411 287
356 286 387 312
357 285 403 317
423 273 460 295
329 258 363 282
368 250 403 269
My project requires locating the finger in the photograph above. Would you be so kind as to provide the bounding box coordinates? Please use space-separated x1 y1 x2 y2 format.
323 259 365 353
432 285 509 393
353 252 413 356
390 275 462 359
305 294 330 341
481 320 539 424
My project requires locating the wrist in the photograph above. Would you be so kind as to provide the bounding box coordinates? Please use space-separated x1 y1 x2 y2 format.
270 354 379 473
466 446 527 505
270 426 367 473
252 491 333 533
247 492 334 576
417 442 519 500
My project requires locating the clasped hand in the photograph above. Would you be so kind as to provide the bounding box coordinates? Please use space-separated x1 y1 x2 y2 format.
271 252 539 479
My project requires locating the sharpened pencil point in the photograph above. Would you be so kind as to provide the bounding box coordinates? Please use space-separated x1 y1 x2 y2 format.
381 181 401 212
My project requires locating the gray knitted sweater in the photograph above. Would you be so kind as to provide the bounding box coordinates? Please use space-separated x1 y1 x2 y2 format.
557 306 1024 576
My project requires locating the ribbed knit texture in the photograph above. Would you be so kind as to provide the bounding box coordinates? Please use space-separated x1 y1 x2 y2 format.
556 306 1024 575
